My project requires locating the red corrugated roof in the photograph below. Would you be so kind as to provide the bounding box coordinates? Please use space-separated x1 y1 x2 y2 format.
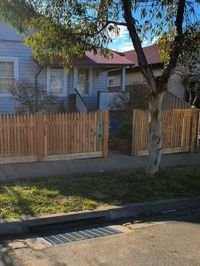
124 44 162 66
74 50 134 66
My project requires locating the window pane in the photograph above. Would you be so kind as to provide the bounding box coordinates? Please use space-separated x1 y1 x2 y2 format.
78 69 89 82
0 78 14 93
0 61 14 78
50 68 64 79
49 68 65 95
50 79 64 94
77 82 89 94
7 62 14 77
0 62 7 78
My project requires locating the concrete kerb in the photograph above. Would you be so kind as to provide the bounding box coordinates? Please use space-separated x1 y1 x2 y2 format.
0 197 200 236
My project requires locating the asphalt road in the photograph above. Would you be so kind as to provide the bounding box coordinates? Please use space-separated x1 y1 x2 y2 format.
1 210 200 266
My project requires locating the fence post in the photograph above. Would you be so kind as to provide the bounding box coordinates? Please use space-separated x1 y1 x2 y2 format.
44 114 48 158
190 109 199 152
35 113 45 161
103 110 109 157
132 109 139 156
0 115 2 156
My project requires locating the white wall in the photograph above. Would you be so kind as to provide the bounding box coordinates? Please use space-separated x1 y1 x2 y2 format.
0 41 46 85
109 68 186 100
0 21 24 41
92 68 108 96
0 21 109 113
108 68 163 87
0 22 41 113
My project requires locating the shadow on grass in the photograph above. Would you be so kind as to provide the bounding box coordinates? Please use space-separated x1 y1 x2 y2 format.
0 166 200 220
3 186 35 216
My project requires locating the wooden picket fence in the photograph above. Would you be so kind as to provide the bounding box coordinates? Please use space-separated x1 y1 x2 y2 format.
0 111 109 164
132 109 199 156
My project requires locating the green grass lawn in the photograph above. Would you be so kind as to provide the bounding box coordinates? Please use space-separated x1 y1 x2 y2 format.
0 167 200 219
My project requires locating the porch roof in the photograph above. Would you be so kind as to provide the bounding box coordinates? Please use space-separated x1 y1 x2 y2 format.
73 50 134 67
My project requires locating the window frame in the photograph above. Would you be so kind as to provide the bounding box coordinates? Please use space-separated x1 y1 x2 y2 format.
47 67 67 97
0 56 19 96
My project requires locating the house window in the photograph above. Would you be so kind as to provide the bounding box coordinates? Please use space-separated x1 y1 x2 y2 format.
77 68 89 94
108 76 116 87
0 58 18 94
48 67 67 96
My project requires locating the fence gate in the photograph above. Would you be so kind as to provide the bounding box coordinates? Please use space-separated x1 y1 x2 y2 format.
0 111 109 164
132 109 199 156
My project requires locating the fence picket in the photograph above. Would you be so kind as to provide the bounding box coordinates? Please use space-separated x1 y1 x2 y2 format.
132 109 199 156
0 111 108 163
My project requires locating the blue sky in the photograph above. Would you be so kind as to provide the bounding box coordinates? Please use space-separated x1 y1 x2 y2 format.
108 1 200 52
108 25 151 52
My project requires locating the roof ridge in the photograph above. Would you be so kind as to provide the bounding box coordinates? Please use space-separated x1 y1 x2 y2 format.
124 43 159 53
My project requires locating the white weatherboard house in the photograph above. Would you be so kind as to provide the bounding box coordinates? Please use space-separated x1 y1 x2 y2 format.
108 44 188 101
0 21 133 114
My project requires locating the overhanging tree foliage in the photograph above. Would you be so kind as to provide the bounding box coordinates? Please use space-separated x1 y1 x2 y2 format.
0 0 199 176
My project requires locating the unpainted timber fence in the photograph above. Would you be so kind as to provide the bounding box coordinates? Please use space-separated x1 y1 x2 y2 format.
0 109 198 164
0 111 109 164
132 109 199 156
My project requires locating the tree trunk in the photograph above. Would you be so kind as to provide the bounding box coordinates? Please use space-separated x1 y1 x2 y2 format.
146 92 164 177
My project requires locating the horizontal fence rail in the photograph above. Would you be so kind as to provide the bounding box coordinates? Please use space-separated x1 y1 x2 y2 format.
132 109 199 156
0 111 109 164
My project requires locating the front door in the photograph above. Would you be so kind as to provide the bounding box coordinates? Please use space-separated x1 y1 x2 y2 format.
76 67 92 96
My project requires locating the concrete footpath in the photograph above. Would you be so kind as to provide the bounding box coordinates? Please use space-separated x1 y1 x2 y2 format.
0 152 199 182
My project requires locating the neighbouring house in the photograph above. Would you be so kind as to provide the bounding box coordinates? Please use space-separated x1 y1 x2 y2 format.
0 21 134 114
108 44 188 101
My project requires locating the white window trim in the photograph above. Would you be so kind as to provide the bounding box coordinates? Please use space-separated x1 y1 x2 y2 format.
47 67 67 97
74 66 92 96
0 56 19 97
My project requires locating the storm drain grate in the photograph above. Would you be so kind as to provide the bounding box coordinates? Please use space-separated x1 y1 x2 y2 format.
41 225 122 245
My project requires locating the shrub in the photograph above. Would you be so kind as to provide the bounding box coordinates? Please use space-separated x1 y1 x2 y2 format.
12 80 57 113
117 121 132 141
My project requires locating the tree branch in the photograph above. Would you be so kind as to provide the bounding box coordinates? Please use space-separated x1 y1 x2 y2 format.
121 0 156 92
176 0 185 36
87 22 110 36
158 0 186 90
82 21 127 37
107 20 127 26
